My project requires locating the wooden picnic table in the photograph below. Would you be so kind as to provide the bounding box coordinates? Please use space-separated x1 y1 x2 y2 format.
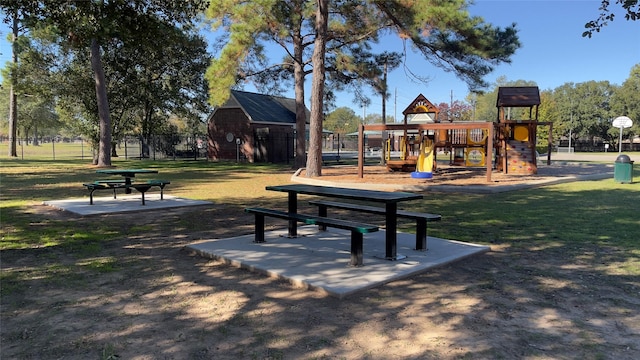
96 169 158 194
265 184 423 260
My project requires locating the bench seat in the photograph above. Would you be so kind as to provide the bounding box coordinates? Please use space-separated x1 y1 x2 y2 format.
144 180 170 200
245 207 378 266
94 179 127 185
83 179 170 205
321 154 341 164
128 180 170 205
309 200 441 251
83 183 115 205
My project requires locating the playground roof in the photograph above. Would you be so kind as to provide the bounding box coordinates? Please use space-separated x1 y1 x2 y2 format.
496 86 540 107
402 94 439 116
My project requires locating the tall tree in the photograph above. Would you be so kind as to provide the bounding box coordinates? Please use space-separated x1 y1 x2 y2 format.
52 20 210 159
610 64 640 138
206 0 520 176
2 0 208 165
436 100 473 121
206 0 388 170
1 2 42 156
536 90 558 147
7 11 18 156
553 81 616 145
8 26 59 144
0 7 59 151
324 106 360 134
308 0 329 173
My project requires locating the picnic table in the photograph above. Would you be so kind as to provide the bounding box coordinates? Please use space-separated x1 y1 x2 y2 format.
96 169 158 194
265 184 423 260
85 168 168 205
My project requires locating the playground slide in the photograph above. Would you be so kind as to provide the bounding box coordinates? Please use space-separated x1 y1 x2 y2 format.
417 141 434 172
411 139 434 178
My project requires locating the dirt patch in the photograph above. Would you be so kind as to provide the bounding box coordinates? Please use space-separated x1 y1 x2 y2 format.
302 162 614 188
2 163 638 359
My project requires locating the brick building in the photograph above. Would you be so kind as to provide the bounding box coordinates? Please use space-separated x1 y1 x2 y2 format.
207 90 309 163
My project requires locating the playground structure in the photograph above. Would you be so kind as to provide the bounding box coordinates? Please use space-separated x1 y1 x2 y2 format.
356 88 553 182
494 86 552 174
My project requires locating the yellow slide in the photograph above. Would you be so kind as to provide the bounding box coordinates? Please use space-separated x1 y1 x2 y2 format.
416 138 434 173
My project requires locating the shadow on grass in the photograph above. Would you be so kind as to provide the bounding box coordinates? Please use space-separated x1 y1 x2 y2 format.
1 161 639 358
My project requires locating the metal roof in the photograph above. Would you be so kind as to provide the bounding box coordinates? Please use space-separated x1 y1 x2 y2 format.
231 90 304 124
496 86 540 107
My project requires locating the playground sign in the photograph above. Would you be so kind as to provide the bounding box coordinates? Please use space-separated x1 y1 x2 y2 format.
612 116 633 153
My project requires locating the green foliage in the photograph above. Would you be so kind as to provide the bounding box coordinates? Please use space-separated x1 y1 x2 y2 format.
472 77 538 122
324 107 360 134
206 0 521 176
611 64 640 136
551 81 618 143
583 0 640 37
0 1 211 156
1 0 211 164
376 0 520 91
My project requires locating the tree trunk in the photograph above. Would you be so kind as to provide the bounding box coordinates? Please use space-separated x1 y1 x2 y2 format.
293 22 307 169
306 0 329 177
33 124 38 146
111 142 118 157
8 13 18 157
90 38 112 167
141 136 150 158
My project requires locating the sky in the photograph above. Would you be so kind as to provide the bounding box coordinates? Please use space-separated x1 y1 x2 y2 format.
354 0 640 120
1 0 638 120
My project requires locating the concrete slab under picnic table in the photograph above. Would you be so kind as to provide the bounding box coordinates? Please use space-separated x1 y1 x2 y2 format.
43 194 212 216
187 226 490 299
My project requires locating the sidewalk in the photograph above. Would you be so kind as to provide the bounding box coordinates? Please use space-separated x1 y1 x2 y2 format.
43 194 212 216
547 151 625 162
188 226 490 298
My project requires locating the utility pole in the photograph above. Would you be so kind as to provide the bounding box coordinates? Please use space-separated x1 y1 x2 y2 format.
380 56 388 164
394 88 397 123
568 98 573 153
362 103 366 122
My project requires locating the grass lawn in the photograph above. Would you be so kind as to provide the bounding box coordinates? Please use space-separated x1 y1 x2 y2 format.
1 153 639 359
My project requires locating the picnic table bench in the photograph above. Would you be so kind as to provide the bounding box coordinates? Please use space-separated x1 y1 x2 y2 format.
264 184 423 261
126 180 171 205
309 200 441 251
83 179 170 205
322 154 341 164
83 170 169 205
245 207 378 266
83 180 127 205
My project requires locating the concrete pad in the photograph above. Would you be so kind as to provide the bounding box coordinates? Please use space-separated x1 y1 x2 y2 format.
43 194 212 216
187 226 490 298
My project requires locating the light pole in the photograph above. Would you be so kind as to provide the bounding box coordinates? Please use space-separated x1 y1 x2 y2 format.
568 99 573 153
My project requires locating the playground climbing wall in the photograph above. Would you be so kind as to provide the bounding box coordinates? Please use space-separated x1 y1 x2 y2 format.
506 140 536 174
496 87 541 175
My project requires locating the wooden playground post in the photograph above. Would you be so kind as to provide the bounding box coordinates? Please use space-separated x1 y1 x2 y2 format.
486 124 494 182
358 124 364 178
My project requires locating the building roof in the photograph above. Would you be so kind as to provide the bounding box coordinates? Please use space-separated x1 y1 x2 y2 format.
225 90 309 125
496 86 541 107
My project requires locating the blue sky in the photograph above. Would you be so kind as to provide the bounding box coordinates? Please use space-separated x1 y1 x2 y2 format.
356 0 640 119
1 0 638 120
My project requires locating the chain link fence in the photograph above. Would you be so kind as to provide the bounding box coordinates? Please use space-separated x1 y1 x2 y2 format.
1 134 207 161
